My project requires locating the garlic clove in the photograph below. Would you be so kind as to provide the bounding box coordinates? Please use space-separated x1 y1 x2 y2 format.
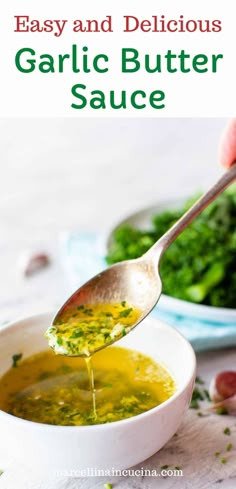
211 394 236 416
22 252 50 277
209 370 236 415
209 376 223 403
209 371 236 403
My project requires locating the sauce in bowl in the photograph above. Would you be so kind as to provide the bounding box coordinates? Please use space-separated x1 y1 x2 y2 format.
0 346 175 426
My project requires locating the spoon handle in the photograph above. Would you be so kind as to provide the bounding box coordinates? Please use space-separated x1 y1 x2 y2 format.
145 163 236 261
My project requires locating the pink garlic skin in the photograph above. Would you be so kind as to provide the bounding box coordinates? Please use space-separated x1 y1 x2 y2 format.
209 377 223 403
211 394 236 416
210 371 236 415
24 253 50 277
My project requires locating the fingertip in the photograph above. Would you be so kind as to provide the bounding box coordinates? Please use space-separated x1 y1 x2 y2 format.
219 119 236 169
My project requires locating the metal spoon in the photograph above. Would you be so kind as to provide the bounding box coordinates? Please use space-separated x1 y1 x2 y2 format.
52 164 236 355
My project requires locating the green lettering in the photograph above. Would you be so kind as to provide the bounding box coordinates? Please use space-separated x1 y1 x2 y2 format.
39 55 55 73
71 84 87 109
192 54 208 73
122 48 140 73
149 90 165 109
212 54 223 73
130 90 146 109
15 48 36 73
110 91 126 109
93 54 109 73
58 54 70 73
90 90 106 109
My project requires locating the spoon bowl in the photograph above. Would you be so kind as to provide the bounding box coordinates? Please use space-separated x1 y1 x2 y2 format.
52 164 236 356
53 257 162 355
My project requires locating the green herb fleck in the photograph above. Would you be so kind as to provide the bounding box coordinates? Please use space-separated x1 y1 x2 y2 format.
161 465 169 470
226 443 233 452
121 301 126 307
117 308 133 319
190 399 199 409
57 337 63 346
195 376 204 385
203 389 211 402
77 305 84 310
224 427 231 436
38 371 50 381
84 308 93 315
215 452 220 457
12 353 23 368
216 407 228 415
190 386 206 409
220 457 227 464
174 466 181 471
0 470 4 477
70 329 84 339
104 484 112 489
47 326 56 334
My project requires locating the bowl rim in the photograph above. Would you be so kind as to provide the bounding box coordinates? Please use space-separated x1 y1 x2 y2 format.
105 197 236 320
0 311 196 432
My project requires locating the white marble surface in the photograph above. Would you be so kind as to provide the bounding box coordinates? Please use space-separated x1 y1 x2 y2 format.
0 117 236 488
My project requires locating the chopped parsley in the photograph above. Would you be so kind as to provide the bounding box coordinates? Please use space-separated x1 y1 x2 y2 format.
70 329 84 339
117 308 133 319
106 189 236 309
220 457 227 464
203 389 210 402
190 387 204 409
216 407 228 415
195 376 205 385
45 303 140 356
12 353 23 368
223 427 231 436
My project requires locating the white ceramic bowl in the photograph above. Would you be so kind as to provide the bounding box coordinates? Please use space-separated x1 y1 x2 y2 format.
106 198 236 323
0 313 196 474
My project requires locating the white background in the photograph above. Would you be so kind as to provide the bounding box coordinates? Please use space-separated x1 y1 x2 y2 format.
0 0 235 116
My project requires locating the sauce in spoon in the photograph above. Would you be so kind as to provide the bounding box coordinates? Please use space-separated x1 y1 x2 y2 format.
45 302 141 357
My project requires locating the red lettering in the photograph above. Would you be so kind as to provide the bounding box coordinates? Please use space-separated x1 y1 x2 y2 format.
14 15 29 32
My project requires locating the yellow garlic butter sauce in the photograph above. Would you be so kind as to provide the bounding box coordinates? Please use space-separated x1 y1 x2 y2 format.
0 346 176 426
44 301 144 420
45 302 142 356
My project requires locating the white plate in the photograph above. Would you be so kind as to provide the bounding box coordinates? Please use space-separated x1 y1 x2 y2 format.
106 198 236 324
